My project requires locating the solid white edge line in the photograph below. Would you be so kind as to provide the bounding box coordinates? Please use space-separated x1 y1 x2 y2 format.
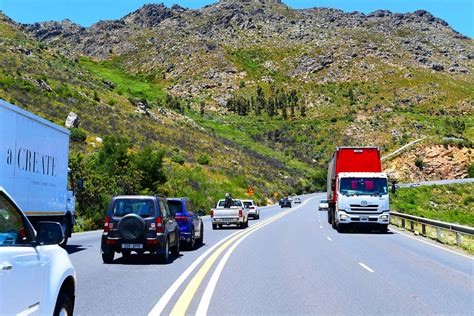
359 262 375 273
148 229 243 316
196 198 315 316
327 237 332 241
392 227 474 260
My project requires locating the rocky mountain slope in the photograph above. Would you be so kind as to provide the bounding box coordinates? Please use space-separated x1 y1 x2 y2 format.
1 0 473 191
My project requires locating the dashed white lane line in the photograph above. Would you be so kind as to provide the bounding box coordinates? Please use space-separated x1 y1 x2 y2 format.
359 262 375 273
327 237 332 241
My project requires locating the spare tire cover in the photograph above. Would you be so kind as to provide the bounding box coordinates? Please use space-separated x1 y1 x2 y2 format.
118 214 146 241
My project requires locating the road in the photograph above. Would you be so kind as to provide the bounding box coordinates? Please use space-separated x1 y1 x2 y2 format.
399 178 474 188
68 194 474 315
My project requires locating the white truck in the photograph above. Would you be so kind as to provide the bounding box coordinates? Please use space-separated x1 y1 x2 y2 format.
210 199 248 229
0 99 76 246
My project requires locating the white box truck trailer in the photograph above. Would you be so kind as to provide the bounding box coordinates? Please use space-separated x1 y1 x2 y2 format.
0 99 75 246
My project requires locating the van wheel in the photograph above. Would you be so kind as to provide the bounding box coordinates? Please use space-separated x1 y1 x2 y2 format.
54 291 74 316
102 252 114 264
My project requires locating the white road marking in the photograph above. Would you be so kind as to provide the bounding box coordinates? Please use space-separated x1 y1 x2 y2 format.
149 197 314 315
359 262 375 273
195 198 315 316
327 237 332 241
393 227 474 260
320 225 323 229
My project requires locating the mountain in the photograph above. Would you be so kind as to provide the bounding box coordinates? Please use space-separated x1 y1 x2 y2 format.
1 1 473 197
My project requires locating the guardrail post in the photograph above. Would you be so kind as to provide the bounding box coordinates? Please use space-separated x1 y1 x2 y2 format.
436 227 442 241
401 219 405 229
421 224 426 235
456 233 462 246
410 221 414 232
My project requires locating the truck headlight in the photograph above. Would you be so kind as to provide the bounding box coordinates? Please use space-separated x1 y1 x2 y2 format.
380 214 389 220
340 212 348 220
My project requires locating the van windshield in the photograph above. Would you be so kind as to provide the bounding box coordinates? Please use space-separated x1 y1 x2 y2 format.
113 199 154 218
339 178 388 196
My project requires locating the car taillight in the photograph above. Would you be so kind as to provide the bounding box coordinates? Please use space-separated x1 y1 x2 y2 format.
103 216 111 233
175 216 188 223
156 216 164 234
239 208 243 217
210 209 214 217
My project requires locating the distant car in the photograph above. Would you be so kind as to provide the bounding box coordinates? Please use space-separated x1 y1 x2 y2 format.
0 187 76 315
410 183 421 188
242 199 260 219
167 198 204 250
318 199 329 211
280 198 292 208
101 195 181 264
294 197 302 204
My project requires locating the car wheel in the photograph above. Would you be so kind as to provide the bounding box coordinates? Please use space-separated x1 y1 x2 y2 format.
197 224 204 245
212 223 217 230
160 239 171 264
171 237 180 257
102 252 114 264
188 228 196 250
54 291 74 316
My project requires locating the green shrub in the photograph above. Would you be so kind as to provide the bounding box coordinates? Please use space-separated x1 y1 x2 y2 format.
171 154 185 165
415 158 425 170
197 154 210 165
70 128 87 142
468 164 474 178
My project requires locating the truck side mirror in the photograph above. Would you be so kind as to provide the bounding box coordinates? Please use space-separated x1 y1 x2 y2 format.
36 222 65 245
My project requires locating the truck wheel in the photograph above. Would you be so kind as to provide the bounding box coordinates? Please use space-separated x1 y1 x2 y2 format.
53 291 74 316
331 214 337 229
59 217 71 248
212 223 217 230
102 252 114 264
336 223 345 233
379 224 389 233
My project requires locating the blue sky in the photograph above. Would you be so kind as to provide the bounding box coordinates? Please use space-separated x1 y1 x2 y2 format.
1 0 472 37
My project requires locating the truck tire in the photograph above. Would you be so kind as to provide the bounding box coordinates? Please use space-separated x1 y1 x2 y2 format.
331 212 337 229
102 252 114 264
379 224 389 233
53 291 74 316
212 223 217 230
336 223 345 233
59 216 71 248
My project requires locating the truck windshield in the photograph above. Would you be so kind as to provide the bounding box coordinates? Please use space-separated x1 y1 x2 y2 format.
339 178 388 196
113 199 155 218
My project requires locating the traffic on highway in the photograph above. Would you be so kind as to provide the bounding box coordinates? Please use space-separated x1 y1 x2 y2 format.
1 98 473 315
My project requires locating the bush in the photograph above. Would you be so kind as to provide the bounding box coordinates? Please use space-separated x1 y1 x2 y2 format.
468 164 474 178
171 154 185 165
197 154 210 165
70 128 87 142
415 158 425 170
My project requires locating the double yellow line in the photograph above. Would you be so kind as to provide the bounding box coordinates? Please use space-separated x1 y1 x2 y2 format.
169 203 306 316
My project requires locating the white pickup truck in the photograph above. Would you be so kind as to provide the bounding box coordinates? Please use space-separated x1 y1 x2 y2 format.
211 199 248 229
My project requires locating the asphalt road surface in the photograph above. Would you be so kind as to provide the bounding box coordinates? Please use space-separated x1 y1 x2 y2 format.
67 194 473 315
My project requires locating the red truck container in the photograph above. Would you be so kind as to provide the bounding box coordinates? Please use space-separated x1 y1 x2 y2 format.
327 147 389 232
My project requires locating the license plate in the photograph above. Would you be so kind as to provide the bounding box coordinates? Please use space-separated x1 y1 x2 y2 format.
122 244 143 249
360 216 369 221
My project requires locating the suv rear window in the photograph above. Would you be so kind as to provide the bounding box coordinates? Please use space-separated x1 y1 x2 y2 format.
168 200 183 214
243 201 253 207
113 199 155 218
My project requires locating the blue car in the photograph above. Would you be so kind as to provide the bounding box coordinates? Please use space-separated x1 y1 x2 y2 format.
167 198 204 250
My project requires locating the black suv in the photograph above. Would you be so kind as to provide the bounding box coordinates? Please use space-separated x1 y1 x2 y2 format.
101 195 180 264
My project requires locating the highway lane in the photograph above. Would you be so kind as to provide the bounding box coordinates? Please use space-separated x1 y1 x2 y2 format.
206 196 473 315
67 194 473 315
66 201 290 315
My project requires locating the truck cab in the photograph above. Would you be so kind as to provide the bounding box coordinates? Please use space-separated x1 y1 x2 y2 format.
335 172 390 231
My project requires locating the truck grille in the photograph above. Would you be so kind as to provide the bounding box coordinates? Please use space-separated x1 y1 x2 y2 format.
349 204 379 213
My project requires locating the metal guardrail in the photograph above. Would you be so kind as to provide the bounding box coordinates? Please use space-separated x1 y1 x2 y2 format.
390 211 474 246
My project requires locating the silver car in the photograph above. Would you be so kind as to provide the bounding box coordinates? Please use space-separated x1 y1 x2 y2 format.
242 200 260 220
318 199 329 211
